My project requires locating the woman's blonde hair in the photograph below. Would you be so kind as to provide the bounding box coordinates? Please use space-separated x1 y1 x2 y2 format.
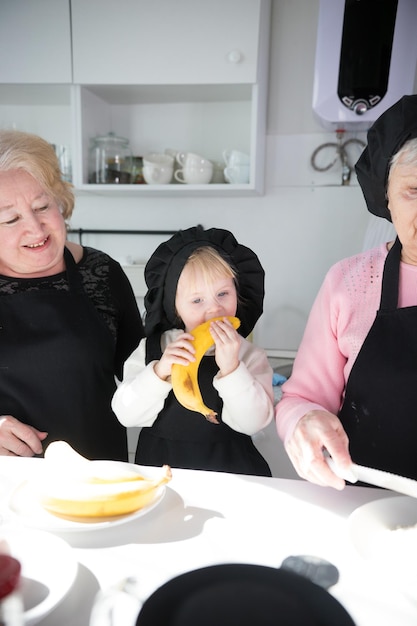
183 246 237 285
0 129 74 221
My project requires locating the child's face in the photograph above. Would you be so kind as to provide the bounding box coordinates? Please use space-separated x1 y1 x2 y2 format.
175 265 237 332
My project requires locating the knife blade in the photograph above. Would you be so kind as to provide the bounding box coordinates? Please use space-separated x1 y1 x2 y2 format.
326 456 417 498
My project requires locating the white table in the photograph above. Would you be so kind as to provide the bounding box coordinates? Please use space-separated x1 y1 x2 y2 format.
1 458 416 626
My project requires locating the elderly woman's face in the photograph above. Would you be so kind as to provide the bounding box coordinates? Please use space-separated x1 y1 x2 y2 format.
0 169 67 277
387 157 417 264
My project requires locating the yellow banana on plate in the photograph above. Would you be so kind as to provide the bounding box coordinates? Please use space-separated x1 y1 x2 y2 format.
38 441 172 519
171 316 240 423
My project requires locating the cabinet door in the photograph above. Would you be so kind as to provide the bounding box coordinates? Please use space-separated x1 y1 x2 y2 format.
0 0 72 83
71 0 262 85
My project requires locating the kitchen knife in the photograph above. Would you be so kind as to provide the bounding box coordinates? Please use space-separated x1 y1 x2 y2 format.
326 457 417 498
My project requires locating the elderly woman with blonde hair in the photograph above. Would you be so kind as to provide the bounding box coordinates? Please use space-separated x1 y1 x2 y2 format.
0 130 143 459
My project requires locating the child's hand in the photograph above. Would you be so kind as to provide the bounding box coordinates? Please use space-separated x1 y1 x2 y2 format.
210 318 240 377
153 332 195 381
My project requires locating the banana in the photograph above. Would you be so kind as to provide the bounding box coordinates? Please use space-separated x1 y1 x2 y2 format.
171 316 240 423
38 441 172 519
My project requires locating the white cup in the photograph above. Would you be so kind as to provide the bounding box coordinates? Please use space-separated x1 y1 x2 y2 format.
89 578 143 626
164 148 180 181
211 160 226 184
175 163 213 184
142 153 174 185
223 149 250 168
164 148 178 161
224 164 250 184
176 151 212 169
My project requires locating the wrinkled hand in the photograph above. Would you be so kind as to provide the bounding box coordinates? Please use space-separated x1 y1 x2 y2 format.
0 415 48 457
154 332 196 381
284 409 352 490
210 317 240 377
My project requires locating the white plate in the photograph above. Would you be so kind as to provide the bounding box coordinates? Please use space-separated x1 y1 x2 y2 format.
7 462 166 533
0 528 77 625
349 495 417 576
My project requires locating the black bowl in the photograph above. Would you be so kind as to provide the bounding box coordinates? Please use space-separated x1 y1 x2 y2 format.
135 563 355 626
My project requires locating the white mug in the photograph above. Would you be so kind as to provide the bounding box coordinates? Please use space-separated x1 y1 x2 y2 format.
176 151 212 169
142 153 174 185
164 148 180 181
164 148 178 161
223 149 250 167
224 164 250 184
89 577 143 626
175 163 213 184
211 160 226 184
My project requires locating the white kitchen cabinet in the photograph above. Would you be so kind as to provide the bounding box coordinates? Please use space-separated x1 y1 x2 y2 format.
72 0 270 194
71 0 261 85
0 0 72 83
0 0 270 196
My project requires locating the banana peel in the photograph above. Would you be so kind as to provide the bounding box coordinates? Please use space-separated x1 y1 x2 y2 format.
171 316 240 423
39 441 172 519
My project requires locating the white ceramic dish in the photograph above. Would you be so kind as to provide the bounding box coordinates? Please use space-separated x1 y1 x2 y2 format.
8 463 166 533
349 495 417 576
0 528 77 625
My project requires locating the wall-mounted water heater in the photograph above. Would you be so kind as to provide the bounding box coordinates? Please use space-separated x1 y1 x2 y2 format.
313 0 417 130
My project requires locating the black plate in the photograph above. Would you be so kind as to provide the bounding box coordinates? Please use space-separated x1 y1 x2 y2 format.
136 563 355 626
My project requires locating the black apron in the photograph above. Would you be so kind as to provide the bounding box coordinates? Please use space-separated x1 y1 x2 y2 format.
0 247 127 461
339 237 417 480
136 355 271 476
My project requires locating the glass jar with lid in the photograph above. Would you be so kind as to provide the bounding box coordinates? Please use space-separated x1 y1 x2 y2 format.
88 132 133 184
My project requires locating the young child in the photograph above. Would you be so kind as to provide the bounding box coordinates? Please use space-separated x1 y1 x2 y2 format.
112 225 273 476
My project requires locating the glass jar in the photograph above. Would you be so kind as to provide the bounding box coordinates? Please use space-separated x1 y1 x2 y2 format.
131 156 145 184
88 132 133 184
0 555 23 626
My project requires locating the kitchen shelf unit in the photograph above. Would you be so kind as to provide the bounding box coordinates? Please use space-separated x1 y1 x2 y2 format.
73 82 267 196
0 0 271 197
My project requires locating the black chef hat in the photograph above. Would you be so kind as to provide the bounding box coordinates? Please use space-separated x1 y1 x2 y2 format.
144 225 264 359
135 564 355 626
355 94 417 221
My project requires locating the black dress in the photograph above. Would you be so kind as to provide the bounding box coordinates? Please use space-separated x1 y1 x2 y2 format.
0 246 143 460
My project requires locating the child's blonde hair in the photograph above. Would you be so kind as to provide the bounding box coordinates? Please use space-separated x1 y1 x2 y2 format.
173 247 238 327
183 246 237 286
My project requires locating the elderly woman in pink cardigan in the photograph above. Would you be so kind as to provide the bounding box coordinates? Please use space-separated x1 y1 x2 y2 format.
276 95 417 489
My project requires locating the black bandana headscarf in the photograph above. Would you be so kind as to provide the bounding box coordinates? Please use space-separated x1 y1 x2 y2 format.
355 94 417 222
144 225 265 363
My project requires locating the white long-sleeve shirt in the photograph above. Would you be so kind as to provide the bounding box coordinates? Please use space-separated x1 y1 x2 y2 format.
112 329 274 436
